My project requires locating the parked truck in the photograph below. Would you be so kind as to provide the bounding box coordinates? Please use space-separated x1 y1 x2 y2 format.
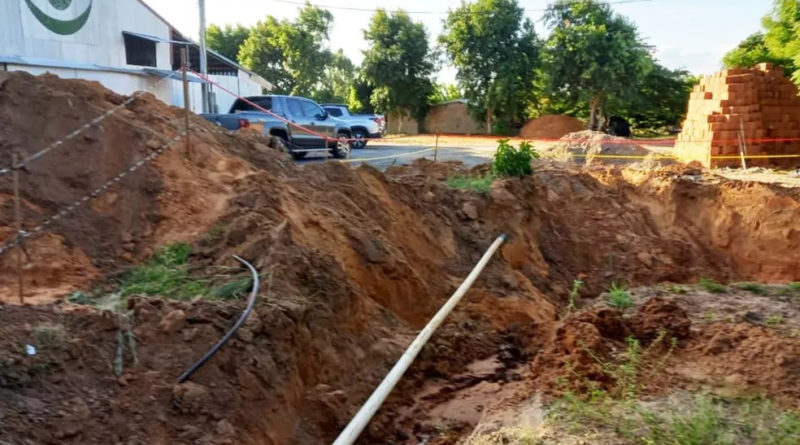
202 95 353 159
321 104 385 149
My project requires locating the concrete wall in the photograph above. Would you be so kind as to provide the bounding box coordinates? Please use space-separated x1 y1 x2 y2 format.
424 101 486 135
388 111 420 135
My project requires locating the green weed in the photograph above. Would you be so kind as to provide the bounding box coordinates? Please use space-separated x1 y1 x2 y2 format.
766 314 785 326
446 173 494 193
788 282 800 291
568 279 583 312
210 277 253 300
703 312 714 322
734 282 767 295
607 283 633 309
668 284 688 294
492 139 539 178
699 277 726 293
120 243 207 300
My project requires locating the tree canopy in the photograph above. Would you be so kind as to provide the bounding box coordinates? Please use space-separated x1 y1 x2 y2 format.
541 0 652 129
236 4 353 102
205 24 250 63
723 1 800 85
440 0 541 133
361 10 435 119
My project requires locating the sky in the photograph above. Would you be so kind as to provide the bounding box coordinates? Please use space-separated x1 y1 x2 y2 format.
142 0 772 82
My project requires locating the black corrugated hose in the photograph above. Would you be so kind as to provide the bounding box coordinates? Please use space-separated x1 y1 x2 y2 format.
177 254 260 383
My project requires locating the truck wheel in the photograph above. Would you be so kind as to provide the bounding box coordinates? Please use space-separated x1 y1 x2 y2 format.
332 132 351 159
351 129 367 149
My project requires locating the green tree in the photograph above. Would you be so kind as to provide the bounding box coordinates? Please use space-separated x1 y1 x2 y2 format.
313 49 356 104
362 10 435 120
607 64 698 130
429 83 463 104
206 24 250 62
722 1 800 85
440 0 541 133
723 33 792 70
238 4 337 97
347 72 375 113
542 0 651 130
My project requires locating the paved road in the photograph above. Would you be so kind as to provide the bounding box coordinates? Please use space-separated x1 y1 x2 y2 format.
297 142 498 170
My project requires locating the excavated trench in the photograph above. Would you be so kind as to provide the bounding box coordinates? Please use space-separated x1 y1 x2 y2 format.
1 72 800 445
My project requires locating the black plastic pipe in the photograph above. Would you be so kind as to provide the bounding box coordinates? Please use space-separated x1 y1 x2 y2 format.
177 254 259 383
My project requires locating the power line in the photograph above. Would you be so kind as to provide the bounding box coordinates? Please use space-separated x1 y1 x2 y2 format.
270 0 654 15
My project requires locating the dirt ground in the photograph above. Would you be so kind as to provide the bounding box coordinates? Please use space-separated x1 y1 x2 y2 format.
1 73 800 445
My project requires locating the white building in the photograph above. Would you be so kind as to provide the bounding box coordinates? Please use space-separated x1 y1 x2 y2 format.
0 0 271 113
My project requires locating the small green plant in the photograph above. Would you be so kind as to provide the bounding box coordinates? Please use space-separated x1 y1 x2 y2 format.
734 282 767 295
210 277 253 300
668 284 688 294
766 314 785 326
607 283 633 309
568 279 583 312
703 311 714 322
788 282 800 291
699 277 726 293
492 139 539 178
446 173 494 193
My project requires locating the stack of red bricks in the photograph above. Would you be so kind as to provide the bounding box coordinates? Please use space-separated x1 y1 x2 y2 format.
674 63 800 167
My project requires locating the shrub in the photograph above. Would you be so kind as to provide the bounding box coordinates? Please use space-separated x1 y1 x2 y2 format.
607 283 633 309
121 243 207 299
492 139 539 178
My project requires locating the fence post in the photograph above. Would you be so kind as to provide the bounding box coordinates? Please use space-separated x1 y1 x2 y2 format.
434 134 439 162
12 154 23 305
181 47 191 158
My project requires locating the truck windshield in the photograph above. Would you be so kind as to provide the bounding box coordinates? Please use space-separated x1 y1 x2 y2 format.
231 97 272 113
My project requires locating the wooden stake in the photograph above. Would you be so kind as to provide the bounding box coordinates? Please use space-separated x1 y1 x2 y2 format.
434 134 439 162
12 154 23 305
738 116 747 169
181 47 191 158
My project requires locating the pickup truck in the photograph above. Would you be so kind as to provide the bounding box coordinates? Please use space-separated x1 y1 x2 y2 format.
202 95 353 159
321 104 385 149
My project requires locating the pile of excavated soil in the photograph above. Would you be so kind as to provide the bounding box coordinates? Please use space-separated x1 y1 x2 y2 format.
3 73 800 445
519 114 584 139
0 71 281 303
547 129 652 165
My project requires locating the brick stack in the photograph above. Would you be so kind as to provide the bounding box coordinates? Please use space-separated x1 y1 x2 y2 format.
674 63 800 168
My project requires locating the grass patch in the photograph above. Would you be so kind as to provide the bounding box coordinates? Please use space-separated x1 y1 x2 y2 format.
120 243 207 300
607 283 633 309
734 282 767 295
567 279 583 313
446 173 494 193
699 277 726 293
789 282 800 291
545 333 800 445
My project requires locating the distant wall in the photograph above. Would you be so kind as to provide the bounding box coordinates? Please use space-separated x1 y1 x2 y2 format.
387 111 420 135
387 100 486 135
424 101 486 135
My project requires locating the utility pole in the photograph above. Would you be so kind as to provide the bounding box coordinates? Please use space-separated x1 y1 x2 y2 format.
198 0 209 113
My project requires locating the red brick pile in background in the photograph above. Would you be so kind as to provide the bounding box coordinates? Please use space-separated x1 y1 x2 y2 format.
674 63 800 168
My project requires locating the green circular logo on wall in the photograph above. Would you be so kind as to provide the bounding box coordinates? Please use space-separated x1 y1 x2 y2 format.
25 0 92 35
49 0 72 10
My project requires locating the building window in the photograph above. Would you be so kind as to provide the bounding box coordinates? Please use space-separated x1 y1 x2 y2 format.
124 34 157 67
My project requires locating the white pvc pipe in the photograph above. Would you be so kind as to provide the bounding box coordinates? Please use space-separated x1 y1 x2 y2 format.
331 234 507 445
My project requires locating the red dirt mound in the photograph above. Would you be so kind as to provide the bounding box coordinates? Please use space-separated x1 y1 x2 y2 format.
519 114 584 139
0 71 277 303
